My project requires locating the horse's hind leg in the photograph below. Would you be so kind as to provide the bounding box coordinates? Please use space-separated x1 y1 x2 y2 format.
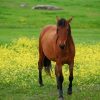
38 41 44 86
38 57 44 86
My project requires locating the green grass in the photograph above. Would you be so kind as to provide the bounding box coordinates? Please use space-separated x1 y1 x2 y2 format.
0 0 100 100
0 84 100 100
0 0 100 44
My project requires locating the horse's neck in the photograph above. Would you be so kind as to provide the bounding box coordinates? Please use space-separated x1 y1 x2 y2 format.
67 35 74 50
68 36 75 58
69 35 74 45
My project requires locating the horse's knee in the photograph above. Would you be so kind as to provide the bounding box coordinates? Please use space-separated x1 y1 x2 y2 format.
38 61 44 86
68 76 73 87
57 75 64 97
67 76 73 95
58 75 64 83
56 75 64 89
69 76 73 81
38 61 43 70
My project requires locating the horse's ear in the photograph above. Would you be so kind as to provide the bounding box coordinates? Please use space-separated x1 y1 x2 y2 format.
56 16 60 22
67 17 73 23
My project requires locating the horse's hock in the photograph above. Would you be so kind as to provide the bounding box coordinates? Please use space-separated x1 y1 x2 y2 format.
32 5 63 10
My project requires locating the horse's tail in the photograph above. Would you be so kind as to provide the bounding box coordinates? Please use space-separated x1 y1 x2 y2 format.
43 56 52 76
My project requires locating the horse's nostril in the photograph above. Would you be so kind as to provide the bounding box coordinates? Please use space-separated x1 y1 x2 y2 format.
59 44 65 50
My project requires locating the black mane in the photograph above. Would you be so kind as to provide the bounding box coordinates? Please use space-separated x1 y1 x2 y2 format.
57 18 66 27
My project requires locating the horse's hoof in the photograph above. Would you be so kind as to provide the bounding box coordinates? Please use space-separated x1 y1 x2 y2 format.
67 88 72 95
58 96 64 100
39 84 44 87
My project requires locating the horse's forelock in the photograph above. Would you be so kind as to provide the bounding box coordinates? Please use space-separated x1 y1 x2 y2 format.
57 18 66 27
57 18 71 35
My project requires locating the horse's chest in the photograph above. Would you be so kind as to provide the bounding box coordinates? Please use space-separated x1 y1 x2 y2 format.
57 49 73 64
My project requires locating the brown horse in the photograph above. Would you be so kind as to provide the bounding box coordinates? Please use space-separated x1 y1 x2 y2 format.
38 17 75 99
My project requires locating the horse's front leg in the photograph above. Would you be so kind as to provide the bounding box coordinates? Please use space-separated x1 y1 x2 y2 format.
55 62 64 100
67 62 74 95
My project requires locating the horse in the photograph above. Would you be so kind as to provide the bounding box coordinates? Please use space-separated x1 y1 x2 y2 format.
38 17 75 100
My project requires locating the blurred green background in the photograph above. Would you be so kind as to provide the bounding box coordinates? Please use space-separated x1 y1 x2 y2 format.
0 0 100 44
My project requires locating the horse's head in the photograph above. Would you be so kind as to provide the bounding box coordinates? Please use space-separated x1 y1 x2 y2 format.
56 17 72 50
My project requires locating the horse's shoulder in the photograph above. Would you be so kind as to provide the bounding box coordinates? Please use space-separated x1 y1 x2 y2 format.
40 25 56 37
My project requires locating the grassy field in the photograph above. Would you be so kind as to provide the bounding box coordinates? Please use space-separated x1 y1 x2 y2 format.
0 0 100 44
0 0 100 100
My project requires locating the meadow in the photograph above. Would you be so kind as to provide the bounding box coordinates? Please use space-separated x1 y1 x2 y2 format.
0 0 100 100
